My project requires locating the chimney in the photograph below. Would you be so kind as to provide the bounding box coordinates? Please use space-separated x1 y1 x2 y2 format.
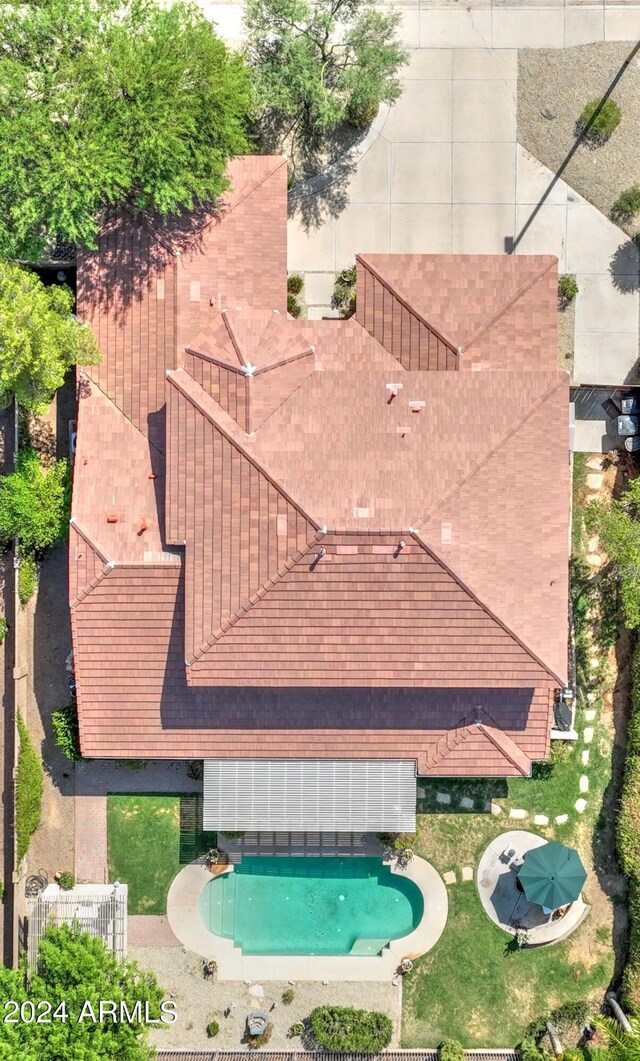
385 382 403 404
409 400 426 413
138 519 148 536
107 513 118 524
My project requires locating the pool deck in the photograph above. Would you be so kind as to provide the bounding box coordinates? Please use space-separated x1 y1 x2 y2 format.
166 850 447 982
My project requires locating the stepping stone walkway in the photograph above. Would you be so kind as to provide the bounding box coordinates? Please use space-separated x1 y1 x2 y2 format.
509 808 527 819
489 802 502 815
460 797 474 809
586 474 604 491
436 792 451 805
585 709 597 721
582 750 590 766
534 814 549 826
443 871 457 885
461 866 473 881
580 776 589 793
575 798 587 813
555 814 569 824
584 728 594 744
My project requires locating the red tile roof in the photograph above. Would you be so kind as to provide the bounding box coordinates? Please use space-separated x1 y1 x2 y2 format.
71 156 569 774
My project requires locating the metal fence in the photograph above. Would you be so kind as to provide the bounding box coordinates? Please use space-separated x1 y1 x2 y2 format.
157 1052 519 1061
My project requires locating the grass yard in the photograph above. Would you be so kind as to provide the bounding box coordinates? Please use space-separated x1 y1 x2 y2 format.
402 453 619 1046
107 793 216 914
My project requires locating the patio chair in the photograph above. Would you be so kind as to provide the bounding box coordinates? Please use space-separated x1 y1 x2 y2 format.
500 847 516 865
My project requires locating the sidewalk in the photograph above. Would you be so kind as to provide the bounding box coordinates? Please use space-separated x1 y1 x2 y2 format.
287 46 639 383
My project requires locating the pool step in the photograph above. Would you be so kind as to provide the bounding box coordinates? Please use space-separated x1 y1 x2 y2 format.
220 870 237 938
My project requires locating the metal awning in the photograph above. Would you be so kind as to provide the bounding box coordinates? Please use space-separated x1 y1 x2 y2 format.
203 759 417 832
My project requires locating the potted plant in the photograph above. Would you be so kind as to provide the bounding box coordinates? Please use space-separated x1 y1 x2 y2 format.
206 848 220 871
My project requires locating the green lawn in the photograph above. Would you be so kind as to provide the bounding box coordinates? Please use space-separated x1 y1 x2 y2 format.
401 453 617 1046
107 794 216 914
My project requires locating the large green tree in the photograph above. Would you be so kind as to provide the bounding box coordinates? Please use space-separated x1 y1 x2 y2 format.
0 449 70 553
0 262 100 412
244 0 408 149
0 0 252 260
0 924 168 1060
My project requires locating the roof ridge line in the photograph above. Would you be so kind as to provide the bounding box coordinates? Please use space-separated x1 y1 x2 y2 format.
426 725 468 768
184 343 246 376
477 722 531 777
69 517 112 566
410 530 565 687
221 308 249 367
187 535 323 662
356 254 459 354
167 367 320 530
415 372 567 532
252 345 315 377
460 256 557 353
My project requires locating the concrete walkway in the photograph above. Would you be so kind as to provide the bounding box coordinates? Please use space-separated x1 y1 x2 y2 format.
202 0 640 384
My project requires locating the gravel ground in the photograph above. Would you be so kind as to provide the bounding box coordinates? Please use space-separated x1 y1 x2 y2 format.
558 298 575 373
129 946 401 1052
518 42 640 237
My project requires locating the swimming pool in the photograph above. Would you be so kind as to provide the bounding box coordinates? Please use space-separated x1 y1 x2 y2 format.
198 856 424 956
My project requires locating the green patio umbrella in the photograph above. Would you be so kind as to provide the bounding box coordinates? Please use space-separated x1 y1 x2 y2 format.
517 841 587 911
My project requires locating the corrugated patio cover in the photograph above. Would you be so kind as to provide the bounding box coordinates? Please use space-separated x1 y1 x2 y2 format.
203 759 417 832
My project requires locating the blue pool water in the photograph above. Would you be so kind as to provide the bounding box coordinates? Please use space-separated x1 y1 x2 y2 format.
199 856 424 956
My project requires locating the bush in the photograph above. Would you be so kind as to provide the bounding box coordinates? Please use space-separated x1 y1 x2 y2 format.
282 988 295 1004
559 274 578 308
615 186 640 219
0 449 70 554
16 712 43 862
0 618 7 644
58 871 75 890
376 831 416 850
619 640 640 1012
287 293 302 319
247 1023 273 1049
186 760 203 781
287 273 304 295
52 702 82 761
0 881 5 901
439 1039 465 1061
332 267 357 317
310 1006 393 1053
207 1020 219 1038
17 554 38 605
288 1022 304 1038
580 97 621 141
519 1037 545 1061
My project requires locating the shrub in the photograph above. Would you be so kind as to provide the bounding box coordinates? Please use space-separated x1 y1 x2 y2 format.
615 186 640 219
439 1040 465 1061
52 702 82 761
58 871 75 890
332 266 357 317
310 1006 393 1053
0 881 5 901
0 618 7 644
16 712 43 862
559 274 578 308
519 1037 545 1061
0 449 70 554
287 273 304 295
619 640 640 1012
580 97 621 141
207 1020 220 1038
282 988 295 1004
377 831 416 850
288 1022 304 1038
287 293 302 319
187 760 203 781
17 554 38 605
247 1023 273 1049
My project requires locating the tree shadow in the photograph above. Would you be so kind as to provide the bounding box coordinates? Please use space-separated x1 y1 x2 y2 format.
287 152 357 233
610 238 640 294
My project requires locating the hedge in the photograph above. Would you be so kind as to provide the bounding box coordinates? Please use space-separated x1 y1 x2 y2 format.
310 1006 393 1052
619 640 640 1011
16 712 43 862
51 702 82 761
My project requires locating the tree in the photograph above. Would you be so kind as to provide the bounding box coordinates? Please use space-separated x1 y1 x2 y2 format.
591 1014 640 1061
587 478 640 630
244 0 408 151
0 262 100 412
0 923 168 1060
0 0 253 260
0 449 70 554
309 1006 393 1052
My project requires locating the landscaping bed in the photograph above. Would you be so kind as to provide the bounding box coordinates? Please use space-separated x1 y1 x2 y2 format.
518 42 640 236
107 793 216 914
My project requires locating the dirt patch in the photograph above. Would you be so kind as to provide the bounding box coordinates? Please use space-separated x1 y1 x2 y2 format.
129 945 401 1052
558 299 575 372
518 42 640 237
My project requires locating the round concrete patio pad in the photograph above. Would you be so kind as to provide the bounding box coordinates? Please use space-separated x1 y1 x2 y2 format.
476 830 589 946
